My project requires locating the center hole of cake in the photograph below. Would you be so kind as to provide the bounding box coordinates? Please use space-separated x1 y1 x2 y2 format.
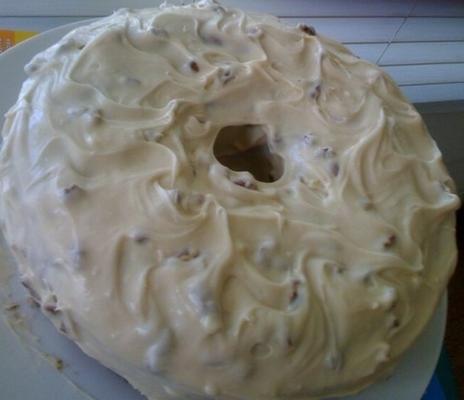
213 125 284 183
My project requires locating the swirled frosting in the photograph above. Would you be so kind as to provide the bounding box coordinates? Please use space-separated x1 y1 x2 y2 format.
0 1 460 399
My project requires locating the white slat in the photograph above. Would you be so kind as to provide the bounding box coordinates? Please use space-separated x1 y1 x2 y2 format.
0 0 416 17
228 0 416 17
385 64 464 86
396 18 464 42
401 83 464 104
281 17 403 43
380 42 464 65
346 43 387 63
412 0 464 17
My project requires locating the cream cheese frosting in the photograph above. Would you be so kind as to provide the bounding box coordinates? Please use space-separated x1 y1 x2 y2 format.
0 1 460 399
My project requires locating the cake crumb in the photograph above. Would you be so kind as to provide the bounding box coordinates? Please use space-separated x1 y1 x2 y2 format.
4 303 19 311
233 178 258 190
54 357 64 371
133 233 150 244
189 60 200 72
289 280 301 303
330 162 340 177
177 248 200 261
298 23 316 36
309 83 321 100
383 234 396 249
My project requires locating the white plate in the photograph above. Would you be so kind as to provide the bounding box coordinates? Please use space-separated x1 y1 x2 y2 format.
0 21 446 400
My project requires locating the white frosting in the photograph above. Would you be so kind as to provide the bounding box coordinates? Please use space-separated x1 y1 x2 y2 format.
0 1 460 399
